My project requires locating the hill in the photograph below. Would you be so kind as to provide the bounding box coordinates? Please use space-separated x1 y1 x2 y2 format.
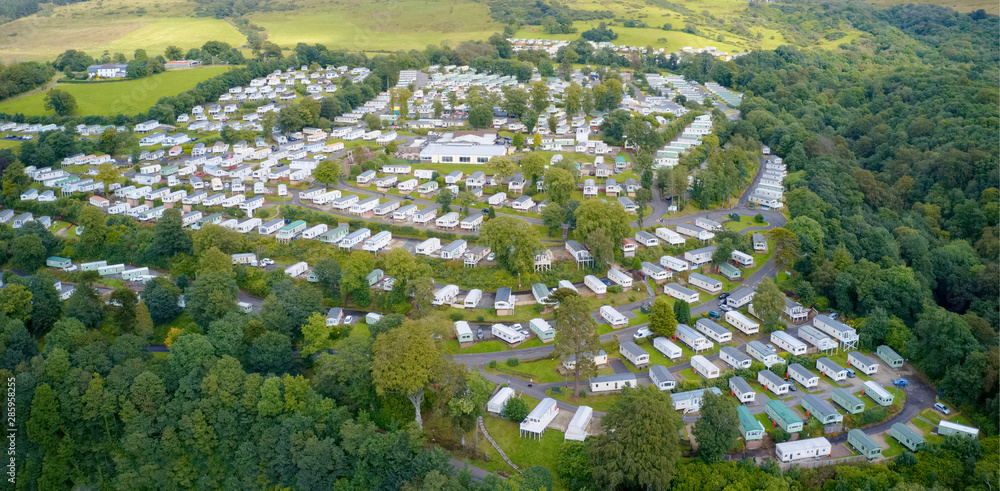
0 66 233 116
0 0 994 64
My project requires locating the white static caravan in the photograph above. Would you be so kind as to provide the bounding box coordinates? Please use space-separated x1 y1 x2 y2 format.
439 240 467 260
492 323 526 344
798 324 837 352
634 230 658 247
301 224 329 240
816 357 848 382
670 387 723 413
775 438 832 463
362 231 392 252
695 318 732 344
659 255 689 272
415 238 442 255
584 275 607 296
649 365 677 391
655 227 686 245
464 289 483 308
688 273 722 294
564 406 594 442
747 340 782 368
557 280 578 293
331 195 359 210
653 337 683 360
599 306 628 328
758 369 790 396
938 420 980 439
607 268 633 289
731 376 757 405
787 363 819 389
436 212 460 229
863 381 894 406
726 286 756 309
731 250 754 266
720 346 752 369
589 373 638 394
813 314 859 349
520 398 559 439
432 284 460 306
284 262 308 277
725 311 760 335
487 387 515 415
373 200 400 216
690 355 720 379
771 331 808 356
848 351 879 376
339 228 372 250
619 342 650 369
641 261 670 282
664 283 699 303
675 324 713 353
393 204 418 221
237 218 262 234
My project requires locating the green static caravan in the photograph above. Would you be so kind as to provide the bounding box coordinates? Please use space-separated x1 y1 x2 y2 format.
847 429 883 460
863 381 895 406
319 226 349 244
800 394 844 425
831 387 866 414
98 263 126 276
876 345 904 368
46 256 73 270
277 220 307 241
890 423 925 452
765 400 803 433
738 406 764 441
81 260 107 272
718 262 742 280
121 267 150 281
937 420 980 438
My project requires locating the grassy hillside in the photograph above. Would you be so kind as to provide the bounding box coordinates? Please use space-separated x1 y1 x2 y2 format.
0 0 992 64
0 0 243 63
0 66 233 116
251 0 503 52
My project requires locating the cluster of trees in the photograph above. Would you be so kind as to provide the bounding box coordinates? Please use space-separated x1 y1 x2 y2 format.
487 0 612 29
0 61 55 101
581 22 619 42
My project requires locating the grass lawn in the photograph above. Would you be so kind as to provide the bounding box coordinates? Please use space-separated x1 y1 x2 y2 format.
723 219 762 233
882 432 906 457
479 415 564 471
547 387 620 412
0 0 244 62
0 66 233 116
917 408 972 426
487 357 568 384
332 322 370 348
252 0 502 52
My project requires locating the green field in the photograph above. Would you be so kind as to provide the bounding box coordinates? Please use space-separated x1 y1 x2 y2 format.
251 0 502 52
0 0 244 62
0 66 233 116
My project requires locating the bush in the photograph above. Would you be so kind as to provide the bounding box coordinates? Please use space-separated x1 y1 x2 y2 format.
477 315 485 322
502 397 530 423
608 285 623 294
507 358 519 367
770 427 790 443
488 360 497 368
754 213 765 223
449 312 464 321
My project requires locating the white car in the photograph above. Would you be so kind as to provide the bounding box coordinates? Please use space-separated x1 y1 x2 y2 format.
343 315 352 324
633 327 651 339
487 252 496 261
260 258 275 266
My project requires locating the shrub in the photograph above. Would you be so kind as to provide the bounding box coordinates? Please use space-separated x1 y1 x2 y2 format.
488 360 497 368
449 312 464 321
608 285 623 294
507 358 519 367
477 315 485 322
502 397 530 423
770 427 790 443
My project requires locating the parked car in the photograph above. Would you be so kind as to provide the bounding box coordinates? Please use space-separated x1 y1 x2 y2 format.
893 378 908 387
477 329 483 339
846 368 856 378
487 252 495 261
788 382 798 391
343 315 352 324
260 258 275 266
719 304 733 312
829 312 839 320
708 311 721 319
934 402 950 415
602 279 611 286
633 327 651 339
404 195 413 200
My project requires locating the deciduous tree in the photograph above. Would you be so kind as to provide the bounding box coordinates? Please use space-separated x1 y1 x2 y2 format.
479 216 543 275
752 278 784 332
371 318 441 429
544 167 575 206
693 390 740 462
649 296 677 338
767 227 801 273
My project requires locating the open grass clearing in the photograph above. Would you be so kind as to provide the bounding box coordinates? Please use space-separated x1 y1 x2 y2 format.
0 66 233 116
547 387 620 412
252 0 501 52
0 0 243 62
